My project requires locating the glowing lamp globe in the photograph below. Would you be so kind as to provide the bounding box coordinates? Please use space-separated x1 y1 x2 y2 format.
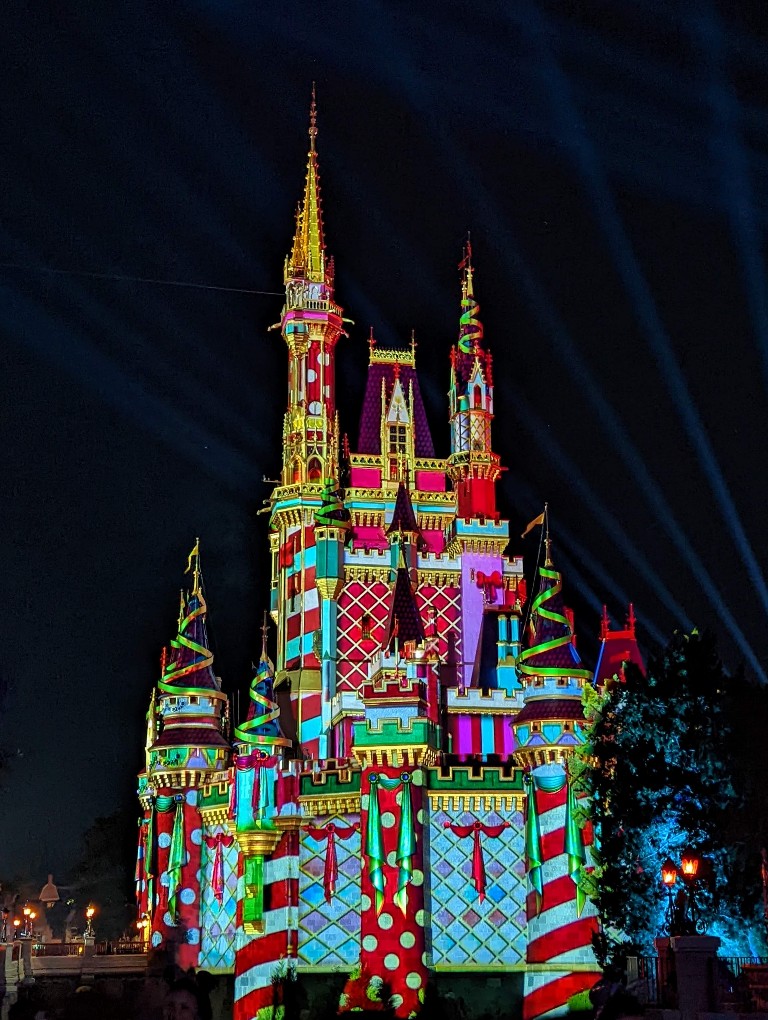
681 848 700 879
661 857 678 887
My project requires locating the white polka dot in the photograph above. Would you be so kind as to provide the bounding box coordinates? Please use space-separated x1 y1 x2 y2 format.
309 400 321 415
361 794 369 810
151 931 162 948
362 935 378 952
191 828 203 845
384 953 400 971
158 832 171 849
386 850 397 867
180 887 196 905
411 870 424 887
186 791 196 805
187 928 200 945
159 873 170 887
400 931 416 949
361 894 372 911
381 811 396 829
163 911 174 926
390 995 403 1011
411 771 423 786
415 909 426 927
421 953 430 967
416 809 425 825
307 368 317 382
395 791 403 806
378 912 393 930
406 972 423 989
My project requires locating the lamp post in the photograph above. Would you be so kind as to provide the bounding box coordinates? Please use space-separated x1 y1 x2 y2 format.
136 914 149 947
84 904 95 938
12 919 20 939
660 848 706 936
1 908 8 943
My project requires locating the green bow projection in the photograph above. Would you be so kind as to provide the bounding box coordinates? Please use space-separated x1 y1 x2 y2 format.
146 795 187 922
516 563 593 682
366 773 416 915
524 772 586 917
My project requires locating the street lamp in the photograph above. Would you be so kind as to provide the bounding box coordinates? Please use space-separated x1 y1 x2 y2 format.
22 906 32 938
84 905 95 938
660 849 706 936
12 919 21 938
136 914 149 947
39 874 60 909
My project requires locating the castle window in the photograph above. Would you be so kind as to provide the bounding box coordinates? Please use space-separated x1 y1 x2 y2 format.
557 678 568 687
532 722 541 733
388 424 407 455
361 613 372 641
307 457 322 480
533 677 544 687
563 722 572 732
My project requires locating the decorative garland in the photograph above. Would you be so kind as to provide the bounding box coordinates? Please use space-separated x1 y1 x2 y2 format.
443 819 510 901
204 833 235 903
145 794 187 922
303 822 360 902
516 563 592 681
366 773 415 915
459 268 483 355
234 654 289 749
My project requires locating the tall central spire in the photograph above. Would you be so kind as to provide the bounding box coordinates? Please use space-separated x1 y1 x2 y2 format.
286 84 327 285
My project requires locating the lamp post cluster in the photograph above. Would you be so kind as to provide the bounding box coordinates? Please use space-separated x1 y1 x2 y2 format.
661 848 707 936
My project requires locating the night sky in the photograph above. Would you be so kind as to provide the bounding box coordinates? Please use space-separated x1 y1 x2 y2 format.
3 1 768 879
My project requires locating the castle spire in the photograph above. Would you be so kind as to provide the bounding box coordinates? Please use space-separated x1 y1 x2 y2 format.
286 85 326 285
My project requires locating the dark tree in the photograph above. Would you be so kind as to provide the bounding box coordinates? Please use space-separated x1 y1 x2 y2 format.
574 629 768 962
69 807 137 940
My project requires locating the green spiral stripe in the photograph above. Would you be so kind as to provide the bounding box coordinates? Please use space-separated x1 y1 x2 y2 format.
459 291 483 355
517 565 592 680
234 666 285 747
158 596 215 696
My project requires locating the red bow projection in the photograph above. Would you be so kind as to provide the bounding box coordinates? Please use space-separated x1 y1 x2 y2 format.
475 570 503 604
203 833 235 902
304 822 360 902
444 819 510 901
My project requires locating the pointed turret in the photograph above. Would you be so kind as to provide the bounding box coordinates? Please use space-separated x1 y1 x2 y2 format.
593 603 645 688
277 87 345 489
285 84 326 286
149 541 230 781
513 535 592 767
235 618 291 753
447 241 501 521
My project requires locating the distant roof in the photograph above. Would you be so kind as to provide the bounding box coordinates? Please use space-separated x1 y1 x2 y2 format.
594 630 645 687
152 726 230 749
357 355 434 457
514 699 584 724
386 568 426 650
387 482 420 535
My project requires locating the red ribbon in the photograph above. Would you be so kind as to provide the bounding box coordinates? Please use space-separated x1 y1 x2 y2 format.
304 822 360 902
444 820 510 901
203 833 235 902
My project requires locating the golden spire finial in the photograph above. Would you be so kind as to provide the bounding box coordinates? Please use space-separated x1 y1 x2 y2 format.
177 589 185 630
309 81 318 152
260 611 270 660
184 537 202 596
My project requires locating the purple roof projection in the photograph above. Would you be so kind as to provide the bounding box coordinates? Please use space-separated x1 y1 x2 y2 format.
387 481 420 535
152 726 230 749
385 568 426 650
356 361 435 457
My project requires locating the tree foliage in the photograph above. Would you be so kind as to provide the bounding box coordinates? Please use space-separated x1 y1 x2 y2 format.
573 629 768 962
69 807 138 940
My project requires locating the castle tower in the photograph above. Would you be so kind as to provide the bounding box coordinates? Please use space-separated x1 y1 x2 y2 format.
593 603 645 687
349 572 440 1019
270 91 346 756
513 535 598 1020
139 542 231 969
231 623 296 1020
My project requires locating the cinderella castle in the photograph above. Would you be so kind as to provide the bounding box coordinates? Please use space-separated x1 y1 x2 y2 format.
135 97 643 1020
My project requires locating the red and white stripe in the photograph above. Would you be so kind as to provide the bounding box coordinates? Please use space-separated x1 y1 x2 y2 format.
234 830 300 1020
523 771 598 1020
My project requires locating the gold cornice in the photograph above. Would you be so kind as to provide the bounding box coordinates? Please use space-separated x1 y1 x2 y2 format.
299 793 360 817
428 791 524 813
199 806 231 827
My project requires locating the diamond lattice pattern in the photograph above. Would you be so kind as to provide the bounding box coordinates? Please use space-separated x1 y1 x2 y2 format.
199 827 239 972
299 814 361 967
429 809 527 966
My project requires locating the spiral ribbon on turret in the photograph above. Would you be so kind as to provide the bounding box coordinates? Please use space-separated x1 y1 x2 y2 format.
234 658 286 748
516 564 592 681
158 594 215 696
458 276 484 354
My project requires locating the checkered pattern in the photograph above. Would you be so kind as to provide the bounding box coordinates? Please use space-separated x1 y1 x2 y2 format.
337 582 391 693
416 586 462 677
299 814 361 967
199 824 239 972
429 809 527 966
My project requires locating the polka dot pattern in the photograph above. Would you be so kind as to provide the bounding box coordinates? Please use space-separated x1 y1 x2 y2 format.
400 931 415 949
384 953 400 971
362 935 378 952
361 894 372 912
180 887 196 905
381 811 396 829
406 972 423 990
157 832 171 849
187 927 200 945
378 912 393 930
386 850 397 867
411 869 424 887
190 828 203 845
163 911 174 927
415 909 426 927
185 790 196 805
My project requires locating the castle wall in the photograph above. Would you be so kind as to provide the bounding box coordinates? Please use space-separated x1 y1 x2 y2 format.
198 822 239 972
